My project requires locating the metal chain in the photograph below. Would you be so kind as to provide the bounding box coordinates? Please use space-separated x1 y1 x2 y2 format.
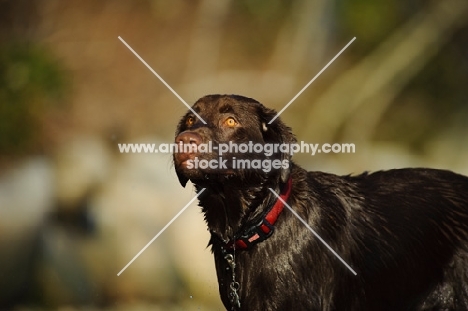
224 245 240 310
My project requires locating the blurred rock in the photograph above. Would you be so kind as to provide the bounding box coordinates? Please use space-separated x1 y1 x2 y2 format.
166 201 221 305
31 137 110 307
0 157 54 307
21 136 223 309
54 136 111 209
87 137 221 308
36 225 97 307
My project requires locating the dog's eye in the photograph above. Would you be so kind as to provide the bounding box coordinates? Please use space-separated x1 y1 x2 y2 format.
186 116 195 127
224 117 238 127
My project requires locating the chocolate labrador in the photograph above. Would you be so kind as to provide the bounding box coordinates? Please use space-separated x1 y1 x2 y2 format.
173 94 468 310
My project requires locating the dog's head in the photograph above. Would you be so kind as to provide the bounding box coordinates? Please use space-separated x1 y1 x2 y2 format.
174 94 296 187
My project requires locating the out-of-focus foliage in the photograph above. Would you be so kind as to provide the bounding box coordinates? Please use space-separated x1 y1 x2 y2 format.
227 0 293 65
337 0 407 52
329 0 468 151
0 44 67 155
378 36 468 151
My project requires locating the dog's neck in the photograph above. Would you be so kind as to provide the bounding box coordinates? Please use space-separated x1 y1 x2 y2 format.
195 177 280 242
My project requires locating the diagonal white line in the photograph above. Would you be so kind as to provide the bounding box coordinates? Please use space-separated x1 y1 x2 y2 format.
268 188 357 275
117 188 206 276
268 37 356 124
118 36 207 124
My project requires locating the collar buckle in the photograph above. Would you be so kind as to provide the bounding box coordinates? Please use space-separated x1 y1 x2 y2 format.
234 218 275 249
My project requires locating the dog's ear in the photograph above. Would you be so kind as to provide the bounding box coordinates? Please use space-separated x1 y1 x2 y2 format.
176 169 189 187
258 105 297 184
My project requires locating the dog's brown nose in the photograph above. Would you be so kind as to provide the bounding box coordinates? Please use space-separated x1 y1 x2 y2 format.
175 132 202 146
174 132 202 168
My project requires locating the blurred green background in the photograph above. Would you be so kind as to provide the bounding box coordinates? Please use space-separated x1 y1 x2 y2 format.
0 0 467 310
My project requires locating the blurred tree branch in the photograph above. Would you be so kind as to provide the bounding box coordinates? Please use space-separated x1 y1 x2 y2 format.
269 0 331 75
184 0 231 85
299 0 468 142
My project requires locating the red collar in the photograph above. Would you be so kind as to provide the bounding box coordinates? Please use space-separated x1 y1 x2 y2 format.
225 177 292 250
